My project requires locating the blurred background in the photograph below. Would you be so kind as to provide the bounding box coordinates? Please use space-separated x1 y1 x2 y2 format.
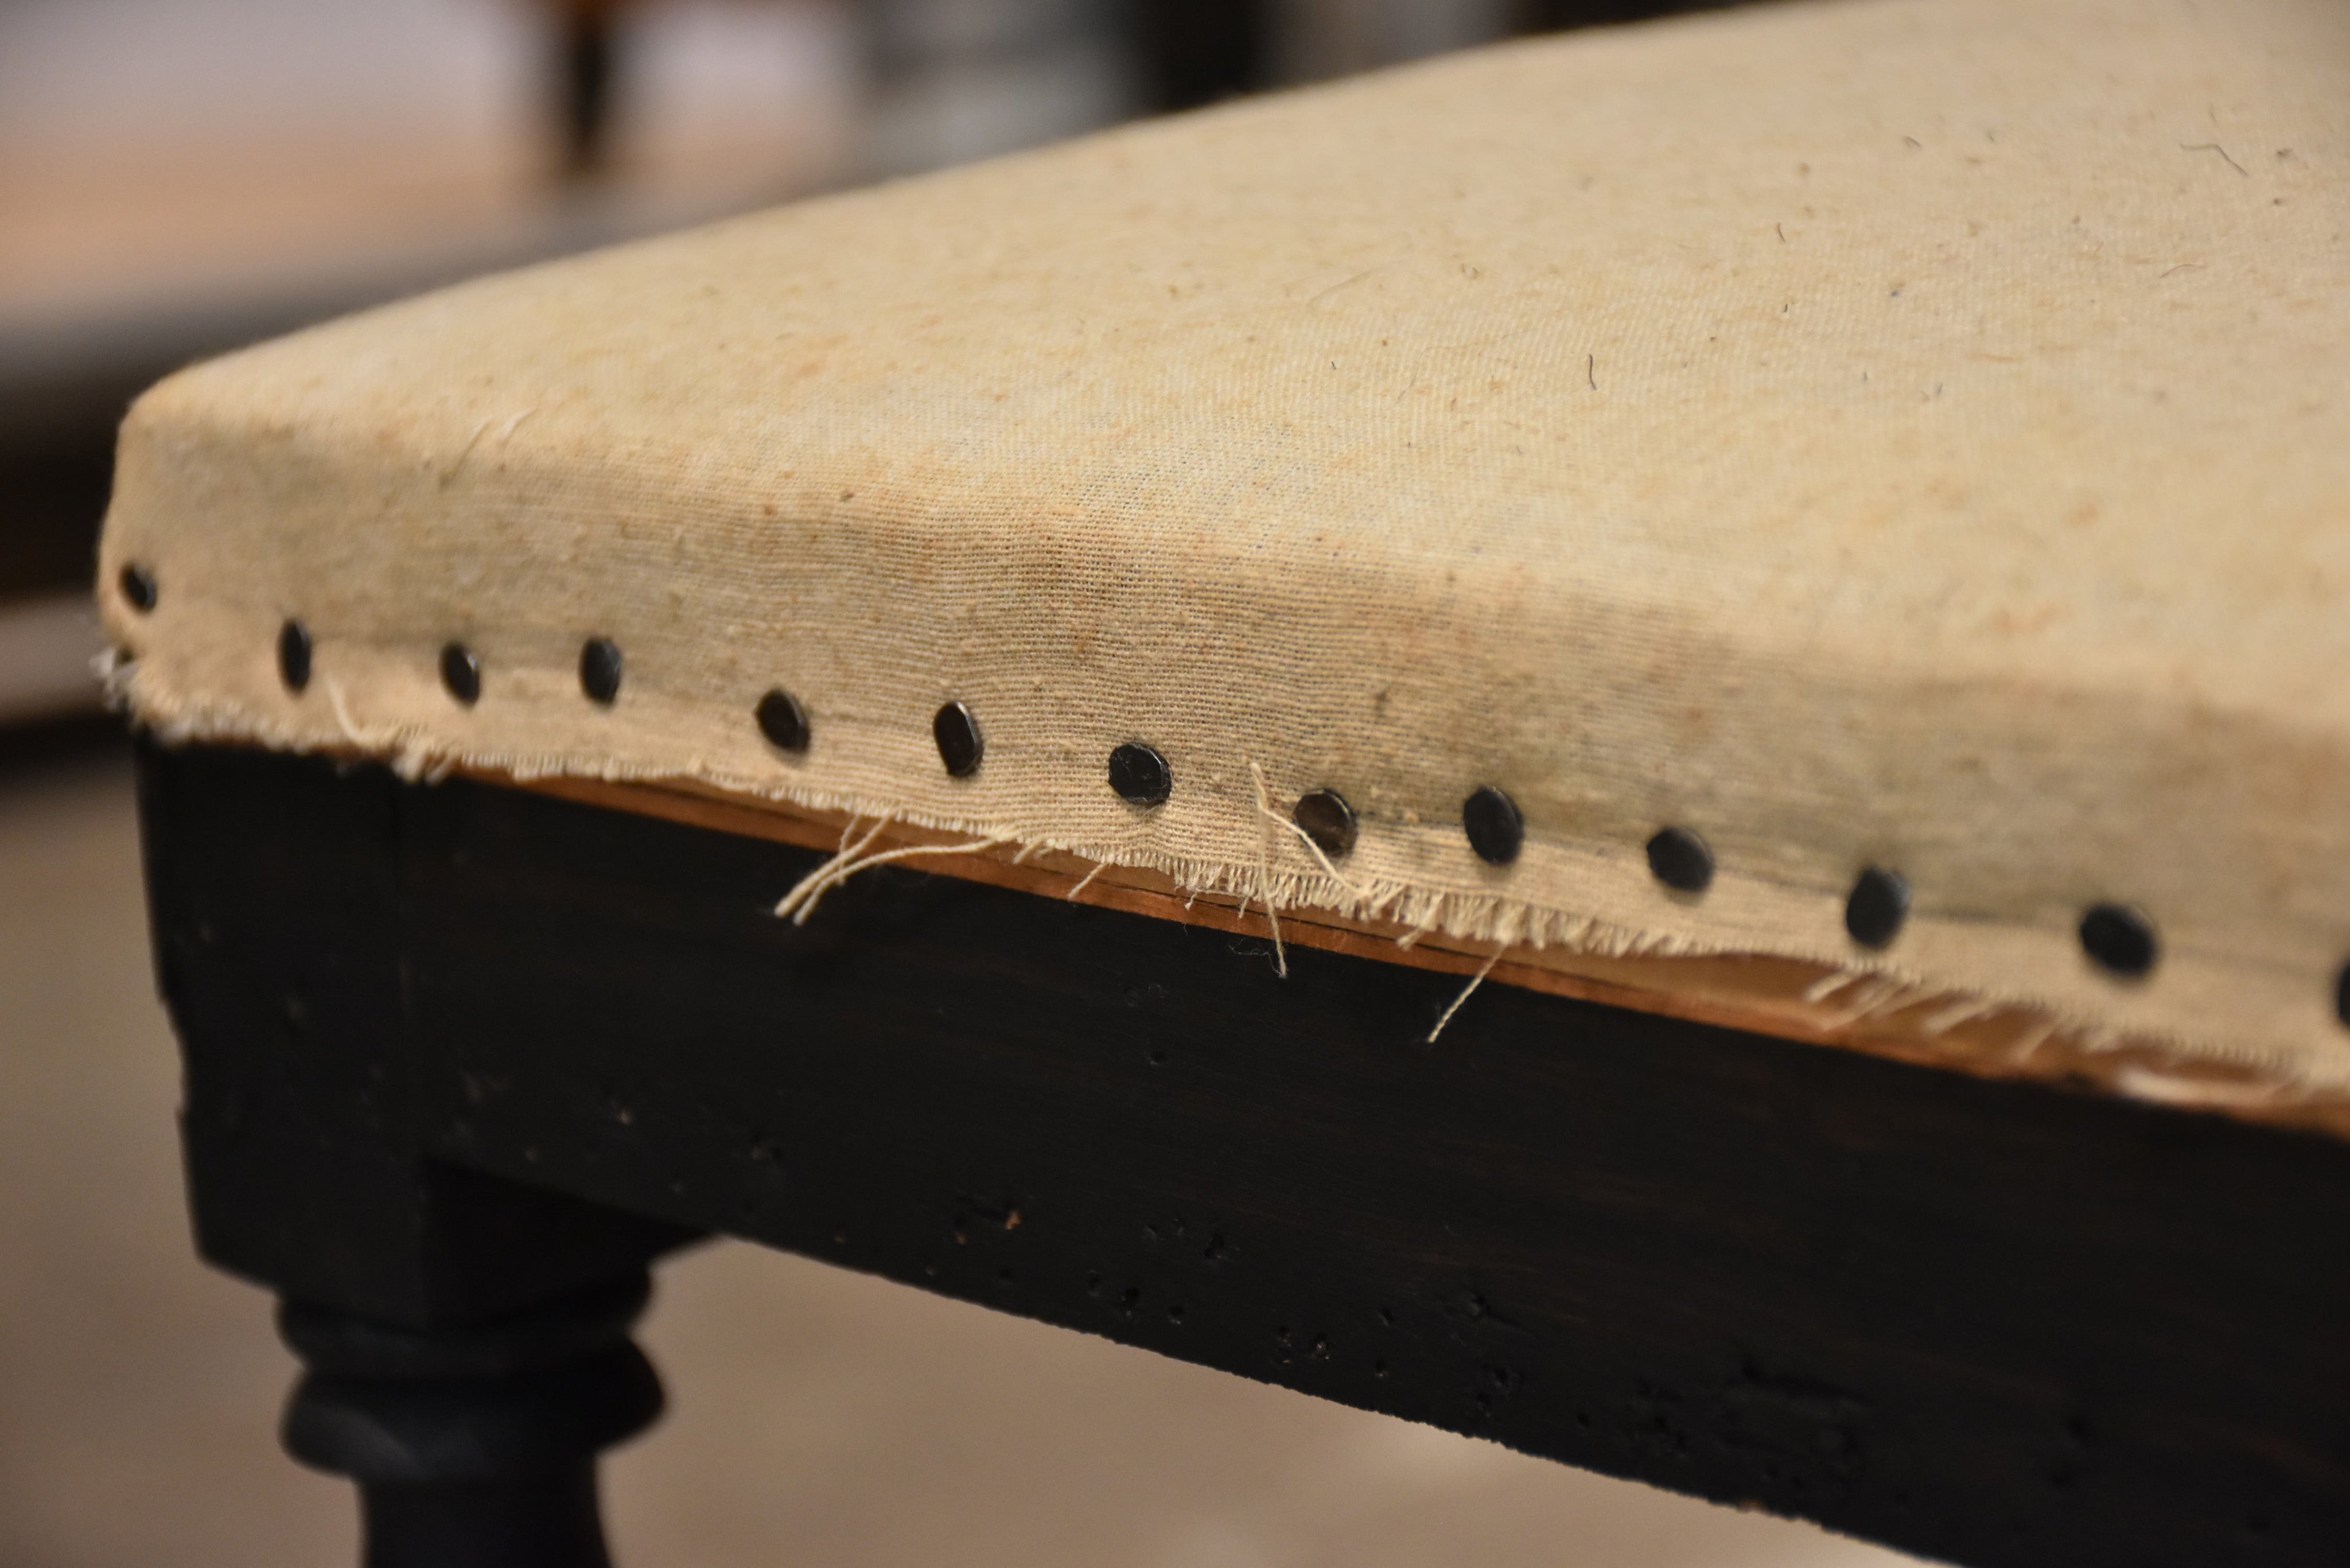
0 1 1926 1563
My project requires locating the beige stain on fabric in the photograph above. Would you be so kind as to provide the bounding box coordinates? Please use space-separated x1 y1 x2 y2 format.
97 0 2350 1102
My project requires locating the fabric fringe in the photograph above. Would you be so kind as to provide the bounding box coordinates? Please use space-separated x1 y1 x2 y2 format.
116 673 2333 1104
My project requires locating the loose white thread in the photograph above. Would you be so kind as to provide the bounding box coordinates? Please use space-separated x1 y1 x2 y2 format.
1917 997 1997 1038
1065 860 1107 901
1246 762 1289 978
1823 976 1916 1031
772 818 888 921
775 829 1015 925
1427 947 1506 1044
1395 900 1443 951
2009 1018 2060 1063
322 676 367 746
1803 969 1865 1005
2113 1067 2285 1109
439 416 497 485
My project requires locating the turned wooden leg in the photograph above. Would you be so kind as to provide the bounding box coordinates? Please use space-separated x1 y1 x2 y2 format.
279 1273 662 1568
139 741 694 1566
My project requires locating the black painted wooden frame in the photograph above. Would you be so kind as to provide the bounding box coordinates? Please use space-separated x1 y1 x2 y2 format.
138 738 2350 1567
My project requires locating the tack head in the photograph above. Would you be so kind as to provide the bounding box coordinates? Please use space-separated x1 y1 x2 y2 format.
2080 902 2158 978
1461 785 1523 866
757 688 811 753
119 563 157 613
1646 826 1714 894
579 637 623 705
441 644 481 706
1108 742 1173 807
1293 789 1358 858
933 701 984 777
277 619 313 694
1845 865 1909 948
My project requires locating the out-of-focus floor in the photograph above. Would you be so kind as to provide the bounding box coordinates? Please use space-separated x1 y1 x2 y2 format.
0 740 1926 1568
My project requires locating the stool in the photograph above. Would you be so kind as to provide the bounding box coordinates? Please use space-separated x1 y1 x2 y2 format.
102 0 2350 1561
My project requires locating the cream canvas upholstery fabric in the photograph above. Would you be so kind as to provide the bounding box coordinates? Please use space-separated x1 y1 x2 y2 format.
100 0 2350 1099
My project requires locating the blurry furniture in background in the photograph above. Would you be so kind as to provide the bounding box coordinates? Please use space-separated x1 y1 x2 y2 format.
549 0 628 177
1135 0 1271 109
532 0 1275 182
854 0 1141 177
538 0 1146 181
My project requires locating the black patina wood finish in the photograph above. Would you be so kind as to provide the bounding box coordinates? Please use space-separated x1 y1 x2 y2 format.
141 740 2350 1567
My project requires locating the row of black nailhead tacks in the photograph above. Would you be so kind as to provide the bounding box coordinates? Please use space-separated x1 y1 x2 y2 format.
122 562 2180 993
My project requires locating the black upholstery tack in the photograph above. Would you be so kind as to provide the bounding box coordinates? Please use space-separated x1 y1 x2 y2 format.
1646 827 1714 894
579 638 623 705
1846 866 1910 948
441 644 482 706
1462 786 1523 866
2080 903 2158 978
757 689 811 753
934 701 984 777
1109 742 1173 807
1293 789 1358 858
278 620 313 694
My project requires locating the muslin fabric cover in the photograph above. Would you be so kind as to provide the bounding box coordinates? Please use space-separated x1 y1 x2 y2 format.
99 0 2350 1097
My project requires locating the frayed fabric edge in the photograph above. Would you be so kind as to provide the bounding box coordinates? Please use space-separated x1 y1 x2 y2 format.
118 680 2340 1104
127 682 1700 962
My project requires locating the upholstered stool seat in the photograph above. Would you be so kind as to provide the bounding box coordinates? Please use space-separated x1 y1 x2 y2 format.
102 0 2350 1120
